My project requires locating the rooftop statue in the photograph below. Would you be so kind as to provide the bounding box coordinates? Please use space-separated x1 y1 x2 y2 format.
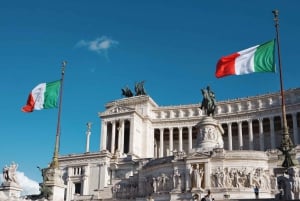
121 86 133 97
135 81 147 96
200 85 216 116
121 81 147 97
2 162 19 185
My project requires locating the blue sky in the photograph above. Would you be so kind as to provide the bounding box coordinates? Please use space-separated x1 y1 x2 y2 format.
1 0 299 193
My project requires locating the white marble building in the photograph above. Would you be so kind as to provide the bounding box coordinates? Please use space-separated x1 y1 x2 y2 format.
58 88 300 201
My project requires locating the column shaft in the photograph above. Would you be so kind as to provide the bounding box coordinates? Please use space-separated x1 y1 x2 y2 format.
169 128 173 155
111 121 116 154
248 120 254 150
188 126 193 153
270 116 276 149
228 123 232 150
101 121 107 151
238 121 243 149
129 118 134 154
160 128 164 157
178 127 183 152
259 119 264 151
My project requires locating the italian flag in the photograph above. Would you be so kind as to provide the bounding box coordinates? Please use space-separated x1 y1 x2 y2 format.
215 40 275 78
22 80 61 112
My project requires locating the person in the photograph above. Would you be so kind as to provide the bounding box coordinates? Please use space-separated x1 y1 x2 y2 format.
254 186 259 199
202 189 213 201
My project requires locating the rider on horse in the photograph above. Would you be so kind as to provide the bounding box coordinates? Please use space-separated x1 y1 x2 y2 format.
200 86 216 116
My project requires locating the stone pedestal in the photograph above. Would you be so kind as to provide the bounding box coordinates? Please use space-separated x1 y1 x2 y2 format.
0 182 22 198
43 167 65 201
194 116 224 152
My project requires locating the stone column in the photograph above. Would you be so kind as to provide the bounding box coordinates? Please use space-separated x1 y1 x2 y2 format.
154 141 158 158
160 128 164 157
100 120 107 151
259 118 264 151
111 121 116 154
169 127 173 156
292 113 299 144
238 121 243 149
82 165 89 195
227 123 232 151
118 120 124 154
178 127 183 152
65 175 72 201
85 123 92 153
269 116 276 149
188 126 193 153
129 118 135 154
248 120 254 150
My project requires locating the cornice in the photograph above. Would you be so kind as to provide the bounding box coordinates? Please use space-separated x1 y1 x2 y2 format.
105 95 158 108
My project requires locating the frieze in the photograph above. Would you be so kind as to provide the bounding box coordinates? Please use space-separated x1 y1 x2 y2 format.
152 120 200 128
210 166 274 191
59 157 107 166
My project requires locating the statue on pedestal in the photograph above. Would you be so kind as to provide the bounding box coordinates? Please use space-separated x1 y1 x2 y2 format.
191 164 204 190
200 86 216 116
2 162 19 185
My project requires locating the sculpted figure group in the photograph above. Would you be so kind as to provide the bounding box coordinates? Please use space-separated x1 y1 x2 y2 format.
121 81 147 97
2 162 18 185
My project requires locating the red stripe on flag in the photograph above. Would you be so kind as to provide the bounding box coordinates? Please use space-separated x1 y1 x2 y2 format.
215 52 240 78
22 93 35 112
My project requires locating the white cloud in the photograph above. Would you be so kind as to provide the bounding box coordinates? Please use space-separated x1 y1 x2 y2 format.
76 36 119 55
0 172 40 196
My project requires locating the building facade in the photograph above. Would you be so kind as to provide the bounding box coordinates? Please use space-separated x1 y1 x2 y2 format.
58 88 300 201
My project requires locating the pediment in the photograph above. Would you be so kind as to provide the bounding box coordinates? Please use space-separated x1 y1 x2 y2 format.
187 151 212 158
101 105 135 116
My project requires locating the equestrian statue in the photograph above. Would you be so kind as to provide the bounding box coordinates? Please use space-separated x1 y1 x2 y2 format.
200 85 216 116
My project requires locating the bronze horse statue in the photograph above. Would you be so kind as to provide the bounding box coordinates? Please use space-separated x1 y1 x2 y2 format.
200 86 216 116
134 81 147 96
121 86 133 97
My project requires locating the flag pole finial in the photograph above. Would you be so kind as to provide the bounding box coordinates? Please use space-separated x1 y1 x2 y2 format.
61 61 67 75
272 10 295 168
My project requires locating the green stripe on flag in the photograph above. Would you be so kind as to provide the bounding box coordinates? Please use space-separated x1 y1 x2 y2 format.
44 80 61 109
254 39 276 73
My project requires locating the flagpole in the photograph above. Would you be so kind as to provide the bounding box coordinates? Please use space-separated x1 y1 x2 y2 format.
50 61 67 169
272 10 294 168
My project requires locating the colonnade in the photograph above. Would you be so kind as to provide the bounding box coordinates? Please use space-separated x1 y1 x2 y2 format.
155 126 194 158
100 119 132 155
100 113 299 158
154 113 299 158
